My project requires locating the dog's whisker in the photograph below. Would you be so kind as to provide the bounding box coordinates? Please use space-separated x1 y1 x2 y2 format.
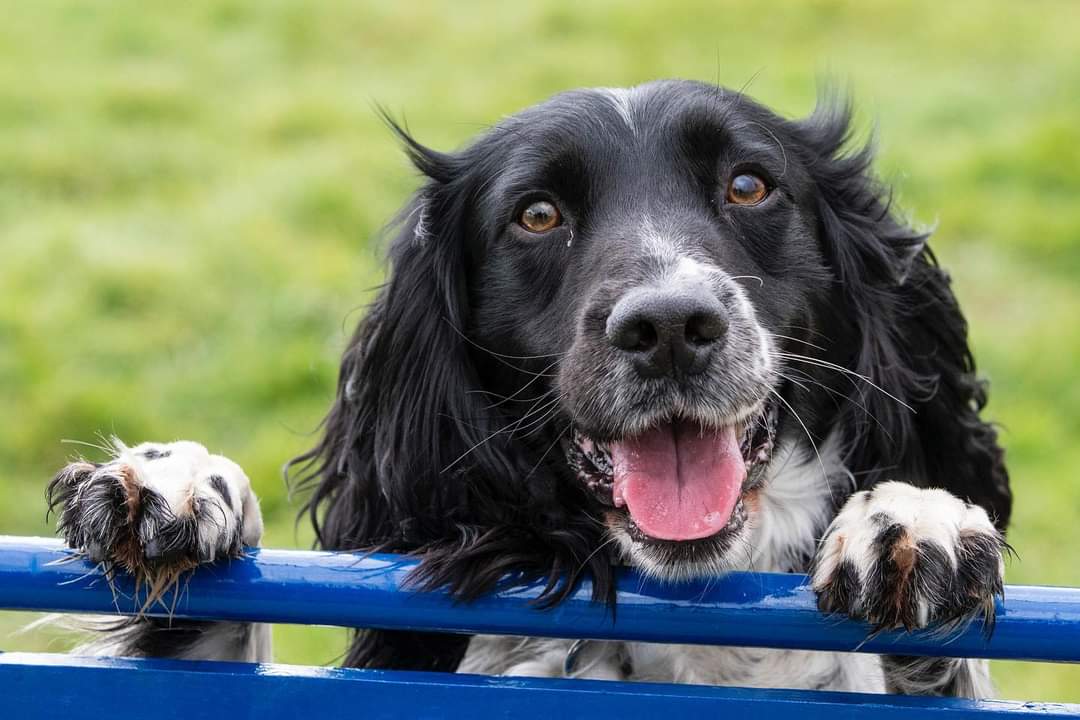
765 331 829 353
443 318 566 364
767 387 836 505
577 535 618 576
440 388 564 472
743 120 788 178
775 371 812 396
477 359 562 410
779 365 895 442
507 396 564 440
523 422 573 483
467 389 553 406
771 351 915 413
729 275 765 288
776 323 834 344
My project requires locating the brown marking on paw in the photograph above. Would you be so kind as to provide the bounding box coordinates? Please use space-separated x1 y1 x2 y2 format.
889 530 917 620
112 534 145 576
891 532 917 577
115 464 142 524
183 484 198 515
105 464 150 577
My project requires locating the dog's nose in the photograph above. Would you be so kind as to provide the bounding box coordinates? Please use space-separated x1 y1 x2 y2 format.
606 288 728 377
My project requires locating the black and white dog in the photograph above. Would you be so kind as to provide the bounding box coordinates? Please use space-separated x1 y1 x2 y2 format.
47 80 1011 697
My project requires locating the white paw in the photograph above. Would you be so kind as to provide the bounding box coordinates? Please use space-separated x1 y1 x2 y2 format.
48 439 262 581
811 481 1005 631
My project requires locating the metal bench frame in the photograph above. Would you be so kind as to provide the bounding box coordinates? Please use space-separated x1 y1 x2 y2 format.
2 536 1078 718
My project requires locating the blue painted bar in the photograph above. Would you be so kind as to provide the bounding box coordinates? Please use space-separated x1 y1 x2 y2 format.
1 536 1079 662
1 652 1078 719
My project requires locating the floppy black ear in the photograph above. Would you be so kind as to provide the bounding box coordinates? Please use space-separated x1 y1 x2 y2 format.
291 179 488 551
287 126 614 669
290 133 564 551
794 98 1011 530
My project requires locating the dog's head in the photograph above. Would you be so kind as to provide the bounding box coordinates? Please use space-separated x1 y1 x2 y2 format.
294 80 1009 598
460 83 838 576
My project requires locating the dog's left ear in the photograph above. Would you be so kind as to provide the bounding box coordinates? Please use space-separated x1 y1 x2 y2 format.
794 97 1011 530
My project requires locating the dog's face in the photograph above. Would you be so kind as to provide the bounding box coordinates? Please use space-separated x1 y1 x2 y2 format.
453 81 833 578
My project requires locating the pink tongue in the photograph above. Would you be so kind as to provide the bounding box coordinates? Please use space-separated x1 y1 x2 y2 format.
610 421 745 541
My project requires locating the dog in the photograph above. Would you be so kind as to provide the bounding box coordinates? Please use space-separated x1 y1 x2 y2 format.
46 80 1011 697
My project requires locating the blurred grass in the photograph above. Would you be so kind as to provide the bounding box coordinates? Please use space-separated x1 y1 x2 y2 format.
1 0 1078 700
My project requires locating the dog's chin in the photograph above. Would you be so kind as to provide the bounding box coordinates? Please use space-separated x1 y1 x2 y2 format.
565 399 778 581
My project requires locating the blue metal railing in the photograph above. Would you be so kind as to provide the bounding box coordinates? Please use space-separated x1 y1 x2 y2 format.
2 535 1079 718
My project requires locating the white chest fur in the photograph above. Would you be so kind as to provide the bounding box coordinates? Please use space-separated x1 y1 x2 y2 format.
460 636 884 692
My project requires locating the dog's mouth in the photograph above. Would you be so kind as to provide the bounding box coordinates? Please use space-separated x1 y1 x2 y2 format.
565 400 778 543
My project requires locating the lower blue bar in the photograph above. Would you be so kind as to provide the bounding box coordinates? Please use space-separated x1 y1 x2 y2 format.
1 652 1078 719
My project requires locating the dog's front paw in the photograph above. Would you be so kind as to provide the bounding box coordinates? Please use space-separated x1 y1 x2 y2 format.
811 481 1005 632
47 439 262 590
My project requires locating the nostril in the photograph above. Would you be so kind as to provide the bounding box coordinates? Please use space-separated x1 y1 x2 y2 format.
610 316 659 352
685 312 726 347
632 320 658 351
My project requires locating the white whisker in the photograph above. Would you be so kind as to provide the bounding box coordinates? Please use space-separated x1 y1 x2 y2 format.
765 331 828 353
772 351 915 413
729 275 765 288
768 387 836 505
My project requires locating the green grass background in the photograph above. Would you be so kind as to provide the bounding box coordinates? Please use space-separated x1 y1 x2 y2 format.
1 0 1078 701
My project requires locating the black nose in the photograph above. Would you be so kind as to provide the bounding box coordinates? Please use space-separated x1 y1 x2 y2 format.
605 288 728 377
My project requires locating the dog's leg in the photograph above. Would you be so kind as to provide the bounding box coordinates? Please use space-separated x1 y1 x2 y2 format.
47 439 270 662
810 481 1006 698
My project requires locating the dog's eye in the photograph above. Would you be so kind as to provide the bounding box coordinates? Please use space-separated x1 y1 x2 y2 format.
518 200 562 233
725 173 769 206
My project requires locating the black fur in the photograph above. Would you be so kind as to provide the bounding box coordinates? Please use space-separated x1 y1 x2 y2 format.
209 474 232 510
286 80 1010 675
795 104 1011 527
882 655 988 697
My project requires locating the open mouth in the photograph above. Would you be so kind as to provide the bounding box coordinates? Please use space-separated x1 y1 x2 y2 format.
565 400 778 543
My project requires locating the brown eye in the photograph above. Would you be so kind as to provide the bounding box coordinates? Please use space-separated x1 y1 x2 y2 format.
519 200 562 233
726 173 769 206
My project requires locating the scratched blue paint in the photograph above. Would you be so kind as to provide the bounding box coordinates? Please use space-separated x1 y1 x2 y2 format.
1 536 1079 662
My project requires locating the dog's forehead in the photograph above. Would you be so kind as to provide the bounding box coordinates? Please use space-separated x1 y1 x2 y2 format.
502 80 766 137
476 81 785 175
472 81 792 218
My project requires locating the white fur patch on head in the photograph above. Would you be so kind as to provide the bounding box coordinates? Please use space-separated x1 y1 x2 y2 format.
639 214 680 266
596 86 644 133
